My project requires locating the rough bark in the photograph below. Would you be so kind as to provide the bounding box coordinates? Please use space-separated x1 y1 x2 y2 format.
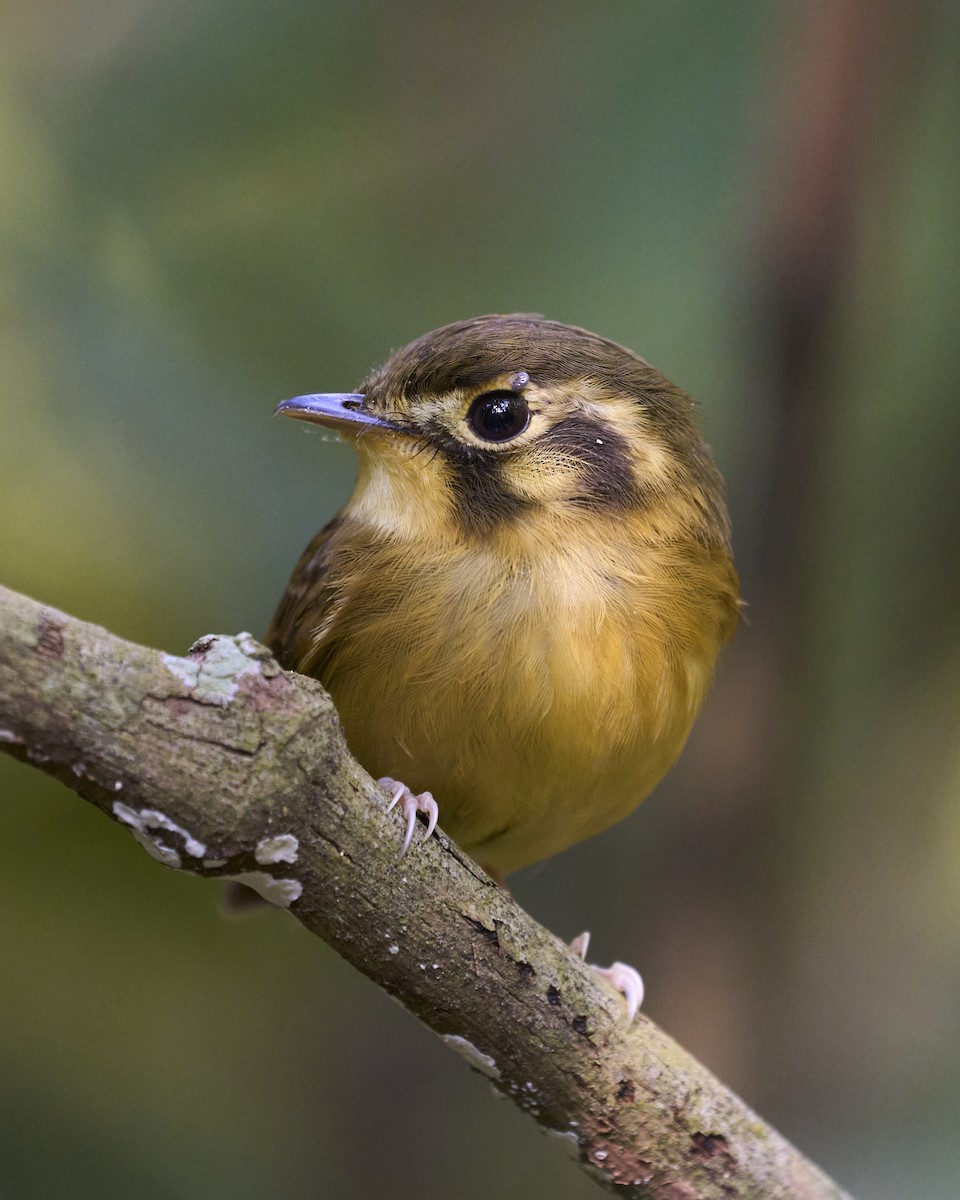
0 582 852 1200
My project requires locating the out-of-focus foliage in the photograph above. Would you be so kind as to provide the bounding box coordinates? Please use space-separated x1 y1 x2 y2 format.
1 3 958 1197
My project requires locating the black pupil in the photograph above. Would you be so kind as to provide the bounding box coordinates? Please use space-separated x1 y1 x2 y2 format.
467 390 530 442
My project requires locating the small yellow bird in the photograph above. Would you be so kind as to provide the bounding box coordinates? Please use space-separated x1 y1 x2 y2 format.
267 315 739 1015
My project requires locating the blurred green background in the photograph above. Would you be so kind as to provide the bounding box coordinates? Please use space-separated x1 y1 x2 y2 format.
1 2 958 1197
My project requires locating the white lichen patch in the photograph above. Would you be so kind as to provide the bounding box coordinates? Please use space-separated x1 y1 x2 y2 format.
223 871 302 907
139 809 207 858
112 802 207 867
162 634 269 706
112 802 138 826
255 833 299 865
161 653 200 690
0 729 23 744
234 631 264 659
441 1035 500 1079
113 801 182 869
191 634 266 703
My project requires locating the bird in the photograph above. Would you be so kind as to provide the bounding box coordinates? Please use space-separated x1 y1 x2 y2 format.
267 314 739 1018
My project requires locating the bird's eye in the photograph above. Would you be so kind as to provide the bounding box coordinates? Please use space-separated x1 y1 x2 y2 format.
466 390 530 443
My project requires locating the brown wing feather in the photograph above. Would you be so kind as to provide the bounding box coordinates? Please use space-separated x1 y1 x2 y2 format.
264 515 345 672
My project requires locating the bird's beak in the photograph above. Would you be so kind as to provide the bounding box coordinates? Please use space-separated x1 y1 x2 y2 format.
274 393 391 431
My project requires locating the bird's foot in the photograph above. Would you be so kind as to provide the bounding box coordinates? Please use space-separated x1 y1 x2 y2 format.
378 777 439 855
570 931 644 1023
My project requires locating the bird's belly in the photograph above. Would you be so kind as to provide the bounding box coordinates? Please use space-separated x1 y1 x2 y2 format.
323 566 710 875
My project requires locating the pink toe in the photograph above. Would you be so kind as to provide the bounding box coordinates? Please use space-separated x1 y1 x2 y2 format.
376 779 441 854
379 778 405 813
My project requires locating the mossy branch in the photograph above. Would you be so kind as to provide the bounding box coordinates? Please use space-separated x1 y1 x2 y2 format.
0 582 851 1200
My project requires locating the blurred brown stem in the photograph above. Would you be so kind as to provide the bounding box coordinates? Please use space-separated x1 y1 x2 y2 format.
0 582 851 1200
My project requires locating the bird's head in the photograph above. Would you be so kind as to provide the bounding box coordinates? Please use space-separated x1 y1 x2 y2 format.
276 314 730 547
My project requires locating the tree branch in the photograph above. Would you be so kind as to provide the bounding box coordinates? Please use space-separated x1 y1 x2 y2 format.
0 582 851 1200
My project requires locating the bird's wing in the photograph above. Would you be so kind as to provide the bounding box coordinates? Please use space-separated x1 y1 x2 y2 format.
264 515 346 675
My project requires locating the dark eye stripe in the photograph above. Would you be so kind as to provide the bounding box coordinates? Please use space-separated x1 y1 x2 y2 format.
449 457 530 534
536 416 646 510
419 410 650 535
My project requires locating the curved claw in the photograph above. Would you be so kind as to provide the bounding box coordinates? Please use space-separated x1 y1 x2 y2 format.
383 780 406 813
401 800 418 855
569 931 591 959
591 962 645 1024
377 777 439 856
570 930 644 1023
420 795 439 840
